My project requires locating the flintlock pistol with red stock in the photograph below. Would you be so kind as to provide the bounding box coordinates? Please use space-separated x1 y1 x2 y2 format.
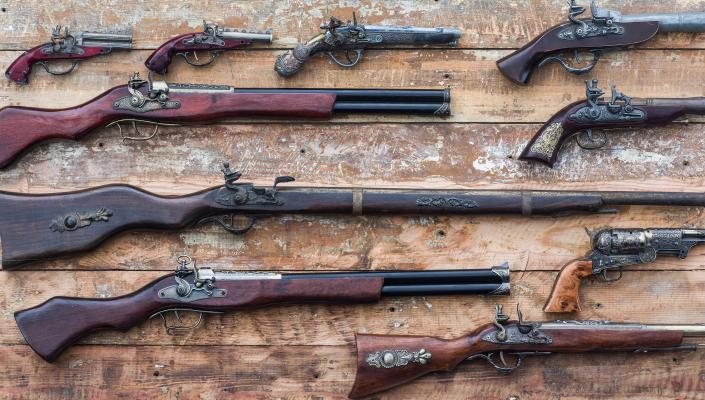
5 25 132 84
497 0 705 85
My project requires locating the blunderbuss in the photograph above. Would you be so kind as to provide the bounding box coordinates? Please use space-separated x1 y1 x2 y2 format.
0 72 450 169
3 162 705 267
5 25 132 85
497 0 705 85
520 80 705 167
145 21 272 74
14 255 510 362
274 13 460 77
349 305 705 398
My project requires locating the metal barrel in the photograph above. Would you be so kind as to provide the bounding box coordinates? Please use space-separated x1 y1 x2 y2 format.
283 263 510 295
80 30 133 48
541 322 705 337
220 30 273 42
682 229 705 240
618 12 705 32
362 25 461 45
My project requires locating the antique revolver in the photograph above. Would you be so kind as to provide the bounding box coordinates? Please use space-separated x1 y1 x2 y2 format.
15 255 510 362
350 305 705 397
5 25 132 84
497 0 705 85
145 21 272 74
274 13 460 77
520 80 705 167
544 228 705 313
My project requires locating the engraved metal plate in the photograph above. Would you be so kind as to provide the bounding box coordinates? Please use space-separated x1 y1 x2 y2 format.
366 348 431 369
416 197 478 208
482 325 552 345
158 285 227 302
112 96 181 113
529 122 563 159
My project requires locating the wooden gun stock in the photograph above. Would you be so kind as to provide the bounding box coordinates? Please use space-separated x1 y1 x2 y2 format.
0 86 335 169
496 21 659 85
0 185 218 267
5 44 109 85
145 34 253 74
543 259 593 313
350 318 687 397
15 273 383 362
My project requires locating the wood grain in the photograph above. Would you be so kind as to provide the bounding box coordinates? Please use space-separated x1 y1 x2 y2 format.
2 0 705 398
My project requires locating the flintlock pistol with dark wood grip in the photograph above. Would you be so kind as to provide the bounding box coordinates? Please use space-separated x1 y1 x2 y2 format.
3 162 705 267
0 72 450 169
349 305 705 398
544 227 705 313
497 0 705 85
145 21 272 74
520 80 705 167
5 25 132 85
14 255 510 362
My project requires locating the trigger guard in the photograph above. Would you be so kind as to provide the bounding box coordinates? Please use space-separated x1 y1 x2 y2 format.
327 49 363 68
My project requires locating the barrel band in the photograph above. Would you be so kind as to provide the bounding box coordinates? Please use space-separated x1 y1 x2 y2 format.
353 189 364 215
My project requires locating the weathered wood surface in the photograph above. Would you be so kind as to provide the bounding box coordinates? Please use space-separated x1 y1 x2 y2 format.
2 0 705 398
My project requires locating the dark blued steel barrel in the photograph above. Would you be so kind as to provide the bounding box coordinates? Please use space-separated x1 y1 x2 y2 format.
283 262 510 295
234 87 451 115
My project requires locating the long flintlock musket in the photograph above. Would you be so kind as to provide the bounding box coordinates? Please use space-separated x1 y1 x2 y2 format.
3 161 705 268
349 305 705 398
15 255 510 362
0 72 451 169
497 0 705 85
519 80 705 167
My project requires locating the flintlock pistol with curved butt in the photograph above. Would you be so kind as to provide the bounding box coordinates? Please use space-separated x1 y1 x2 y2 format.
497 0 705 85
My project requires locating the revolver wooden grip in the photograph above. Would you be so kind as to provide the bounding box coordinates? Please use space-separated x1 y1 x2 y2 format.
544 259 594 313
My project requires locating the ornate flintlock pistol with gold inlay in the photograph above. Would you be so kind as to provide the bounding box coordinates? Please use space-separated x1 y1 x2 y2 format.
15 255 510 362
350 305 705 398
520 80 705 167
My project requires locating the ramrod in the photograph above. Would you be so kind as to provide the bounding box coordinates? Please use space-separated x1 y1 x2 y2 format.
2 161 705 267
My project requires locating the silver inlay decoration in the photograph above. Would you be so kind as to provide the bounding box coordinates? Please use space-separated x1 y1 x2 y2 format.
50 207 113 232
366 348 432 369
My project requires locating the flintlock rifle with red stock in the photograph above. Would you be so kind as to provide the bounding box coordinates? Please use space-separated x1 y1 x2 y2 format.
0 72 451 169
349 305 705 398
519 80 705 167
15 255 510 362
497 0 705 85
5 25 133 85
3 162 705 267
145 21 272 74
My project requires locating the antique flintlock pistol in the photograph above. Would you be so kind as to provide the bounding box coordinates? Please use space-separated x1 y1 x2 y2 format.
520 80 705 167
349 305 705 398
274 13 460 77
0 72 450 169
497 0 705 85
145 21 272 74
544 227 705 313
14 255 510 362
3 162 705 267
5 25 132 84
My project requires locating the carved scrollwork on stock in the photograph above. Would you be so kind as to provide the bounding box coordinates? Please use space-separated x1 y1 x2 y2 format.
366 348 432 369
529 122 563 158
50 208 113 232
416 196 478 209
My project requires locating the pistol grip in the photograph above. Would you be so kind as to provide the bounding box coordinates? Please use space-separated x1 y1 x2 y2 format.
275 42 320 77
544 259 593 313
5 48 39 84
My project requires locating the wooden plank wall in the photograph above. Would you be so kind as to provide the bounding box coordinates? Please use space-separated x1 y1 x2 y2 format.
2 0 705 398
